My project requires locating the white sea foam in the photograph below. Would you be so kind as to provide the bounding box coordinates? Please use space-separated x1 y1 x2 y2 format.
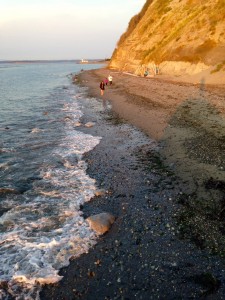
0 148 15 153
0 94 102 299
0 163 9 170
31 128 43 134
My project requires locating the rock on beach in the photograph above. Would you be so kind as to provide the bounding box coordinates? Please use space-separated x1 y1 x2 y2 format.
94 189 106 197
86 212 115 235
85 122 95 128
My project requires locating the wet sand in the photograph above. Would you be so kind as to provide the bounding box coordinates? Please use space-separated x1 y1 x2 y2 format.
41 68 225 299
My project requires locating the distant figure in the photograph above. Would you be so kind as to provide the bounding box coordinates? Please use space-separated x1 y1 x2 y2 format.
104 77 109 85
100 80 105 96
108 74 113 85
199 78 205 100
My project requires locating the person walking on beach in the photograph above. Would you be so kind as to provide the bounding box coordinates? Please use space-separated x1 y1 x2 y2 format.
100 80 105 96
108 74 113 85
104 77 109 85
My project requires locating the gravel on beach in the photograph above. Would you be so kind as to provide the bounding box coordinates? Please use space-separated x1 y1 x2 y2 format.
41 69 225 299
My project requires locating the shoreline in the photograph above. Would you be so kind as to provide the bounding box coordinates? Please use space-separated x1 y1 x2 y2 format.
78 68 225 191
41 68 225 299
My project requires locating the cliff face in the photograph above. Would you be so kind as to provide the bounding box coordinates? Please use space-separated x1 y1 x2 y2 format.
109 0 225 80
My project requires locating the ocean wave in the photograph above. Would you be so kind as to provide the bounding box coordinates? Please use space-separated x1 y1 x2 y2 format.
0 66 102 299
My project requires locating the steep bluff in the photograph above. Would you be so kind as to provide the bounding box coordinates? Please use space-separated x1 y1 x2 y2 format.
109 0 225 83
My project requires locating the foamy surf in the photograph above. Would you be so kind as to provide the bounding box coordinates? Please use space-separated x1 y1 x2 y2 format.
0 63 103 299
31 128 43 134
0 130 101 299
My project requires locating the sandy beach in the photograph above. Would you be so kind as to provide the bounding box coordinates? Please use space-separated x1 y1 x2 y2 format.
41 68 225 299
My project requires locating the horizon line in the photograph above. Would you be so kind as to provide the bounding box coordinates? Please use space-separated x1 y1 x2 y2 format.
0 58 108 62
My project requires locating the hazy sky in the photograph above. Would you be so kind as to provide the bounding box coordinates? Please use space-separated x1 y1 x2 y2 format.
0 0 145 60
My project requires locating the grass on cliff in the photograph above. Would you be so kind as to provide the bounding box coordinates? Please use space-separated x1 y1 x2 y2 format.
116 0 153 47
113 0 225 65
141 3 220 64
154 0 172 16
141 5 202 63
211 61 225 73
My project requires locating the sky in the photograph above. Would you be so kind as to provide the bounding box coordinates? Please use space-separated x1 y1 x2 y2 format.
0 0 146 60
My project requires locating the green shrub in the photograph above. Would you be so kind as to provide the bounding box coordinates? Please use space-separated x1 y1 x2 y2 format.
211 61 225 73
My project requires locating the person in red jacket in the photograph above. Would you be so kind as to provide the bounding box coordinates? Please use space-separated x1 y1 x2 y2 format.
100 80 105 96
104 77 109 85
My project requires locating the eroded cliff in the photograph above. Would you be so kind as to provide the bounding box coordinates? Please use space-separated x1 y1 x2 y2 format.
109 0 225 83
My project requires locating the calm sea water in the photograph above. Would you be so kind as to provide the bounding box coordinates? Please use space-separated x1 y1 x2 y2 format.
0 61 103 299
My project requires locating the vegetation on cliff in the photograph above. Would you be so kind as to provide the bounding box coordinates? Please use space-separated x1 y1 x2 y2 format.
110 0 225 78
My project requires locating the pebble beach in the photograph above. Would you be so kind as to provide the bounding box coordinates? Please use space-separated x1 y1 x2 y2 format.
41 68 225 299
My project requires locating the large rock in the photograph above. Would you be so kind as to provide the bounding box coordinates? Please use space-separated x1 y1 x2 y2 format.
86 212 115 235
